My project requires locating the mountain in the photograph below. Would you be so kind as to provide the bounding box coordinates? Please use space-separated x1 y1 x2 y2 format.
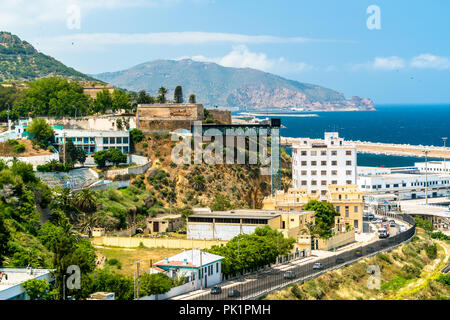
94 59 375 111
0 32 97 82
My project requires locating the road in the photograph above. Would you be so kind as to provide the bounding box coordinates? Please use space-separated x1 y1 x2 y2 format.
172 215 413 301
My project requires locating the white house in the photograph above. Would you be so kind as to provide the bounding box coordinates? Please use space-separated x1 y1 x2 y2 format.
151 249 224 289
0 268 53 300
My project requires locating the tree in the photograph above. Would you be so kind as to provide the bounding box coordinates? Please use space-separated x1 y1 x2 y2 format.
157 87 168 104
192 175 206 191
22 279 50 300
112 89 132 113
107 148 127 167
64 139 86 165
94 89 113 114
93 150 108 168
137 90 155 104
90 269 134 300
174 86 183 103
26 118 55 148
130 128 144 152
189 94 196 104
304 200 339 239
0 211 10 265
211 193 232 211
73 189 97 213
139 273 173 297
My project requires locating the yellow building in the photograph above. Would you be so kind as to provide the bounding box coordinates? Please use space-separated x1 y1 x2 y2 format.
262 188 319 211
327 185 363 232
262 185 364 232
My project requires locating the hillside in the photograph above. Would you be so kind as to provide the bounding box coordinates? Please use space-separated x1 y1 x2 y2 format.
0 32 97 82
265 230 450 300
94 59 375 111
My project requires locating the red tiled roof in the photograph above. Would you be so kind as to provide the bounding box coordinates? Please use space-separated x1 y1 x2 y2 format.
155 260 198 268
152 266 166 273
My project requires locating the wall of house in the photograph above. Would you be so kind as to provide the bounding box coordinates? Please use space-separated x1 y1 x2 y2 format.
91 236 226 249
207 109 232 124
0 153 60 169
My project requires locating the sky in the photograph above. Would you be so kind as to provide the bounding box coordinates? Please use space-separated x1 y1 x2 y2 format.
1 0 450 104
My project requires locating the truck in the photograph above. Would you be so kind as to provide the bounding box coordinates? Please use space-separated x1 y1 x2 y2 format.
378 223 390 238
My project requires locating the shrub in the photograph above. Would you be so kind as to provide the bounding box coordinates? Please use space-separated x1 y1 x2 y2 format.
7 139 18 146
424 243 438 259
431 232 450 241
13 143 26 153
106 258 122 269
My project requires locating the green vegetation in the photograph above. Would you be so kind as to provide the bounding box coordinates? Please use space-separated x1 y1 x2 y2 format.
174 85 183 103
265 230 450 300
0 32 97 83
64 139 87 165
431 231 450 241
93 148 127 168
207 226 295 277
157 87 168 104
22 279 51 300
26 117 55 148
37 160 74 172
188 94 196 104
414 216 434 233
304 200 339 239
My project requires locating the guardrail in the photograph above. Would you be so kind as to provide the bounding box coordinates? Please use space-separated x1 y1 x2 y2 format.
190 214 416 301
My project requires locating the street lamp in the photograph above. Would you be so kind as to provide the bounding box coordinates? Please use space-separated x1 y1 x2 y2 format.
423 150 429 205
442 137 448 170
133 259 144 300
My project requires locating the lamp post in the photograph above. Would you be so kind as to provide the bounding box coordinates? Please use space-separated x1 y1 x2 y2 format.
423 150 429 205
72 106 77 118
443 137 448 171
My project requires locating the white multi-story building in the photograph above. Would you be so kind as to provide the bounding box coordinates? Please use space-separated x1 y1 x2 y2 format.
53 128 130 155
415 161 450 174
292 132 357 199
357 173 450 200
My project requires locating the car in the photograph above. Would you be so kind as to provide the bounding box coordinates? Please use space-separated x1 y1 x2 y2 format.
372 219 381 224
381 216 388 222
210 286 222 295
399 225 406 232
283 271 296 279
228 289 240 298
389 221 396 227
368 214 375 220
312 262 324 270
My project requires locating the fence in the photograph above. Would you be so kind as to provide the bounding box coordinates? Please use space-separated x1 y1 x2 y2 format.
190 214 416 301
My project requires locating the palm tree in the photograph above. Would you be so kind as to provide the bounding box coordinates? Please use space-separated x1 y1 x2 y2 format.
77 212 102 237
157 87 168 103
73 189 97 213
300 222 320 250
192 175 206 191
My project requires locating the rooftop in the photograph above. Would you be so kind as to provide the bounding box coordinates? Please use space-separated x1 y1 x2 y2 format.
189 209 284 219
155 249 224 269
0 268 51 291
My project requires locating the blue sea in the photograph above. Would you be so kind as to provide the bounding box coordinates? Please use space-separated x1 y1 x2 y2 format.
239 105 450 167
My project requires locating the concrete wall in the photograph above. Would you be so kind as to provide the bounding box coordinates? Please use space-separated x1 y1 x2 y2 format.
140 280 198 300
207 109 232 124
187 223 261 241
91 236 227 249
103 155 151 179
0 153 60 169
43 116 136 131
317 230 355 251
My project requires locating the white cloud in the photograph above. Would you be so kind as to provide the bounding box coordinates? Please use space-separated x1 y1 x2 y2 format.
0 0 188 30
372 56 405 70
177 45 313 74
410 54 450 70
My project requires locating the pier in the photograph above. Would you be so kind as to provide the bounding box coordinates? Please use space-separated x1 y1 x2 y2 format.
281 137 450 159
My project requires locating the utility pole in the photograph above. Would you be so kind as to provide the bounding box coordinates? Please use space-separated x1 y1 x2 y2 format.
200 249 203 290
134 259 143 300
72 106 77 118
423 150 429 204
62 132 67 165
443 137 448 171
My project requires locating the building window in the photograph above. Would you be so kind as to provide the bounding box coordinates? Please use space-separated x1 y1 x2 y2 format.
311 161 317 166
331 151 337 156
321 180 327 186
311 170 317 176
83 137 89 144
311 180 317 186
103 137 108 144
321 161 327 166
321 190 327 196
301 151 307 156
331 180 337 185
301 170 307 176
346 160 352 166
123 137 129 144
346 180 352 185
311 151 317 156
345 206 349 217
321 151 327 156
301 161 307 166
346 170 352 175
301 180 307 186
331 170 337 176
109 137 116 144
90 137 95 143
123 147 129 154
216 263 219 273
354 206 358 213
346 150 352 155
116 137 122 144
332 161 337 166
321 170 327 176
77 137 82 143
336 206 340 213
